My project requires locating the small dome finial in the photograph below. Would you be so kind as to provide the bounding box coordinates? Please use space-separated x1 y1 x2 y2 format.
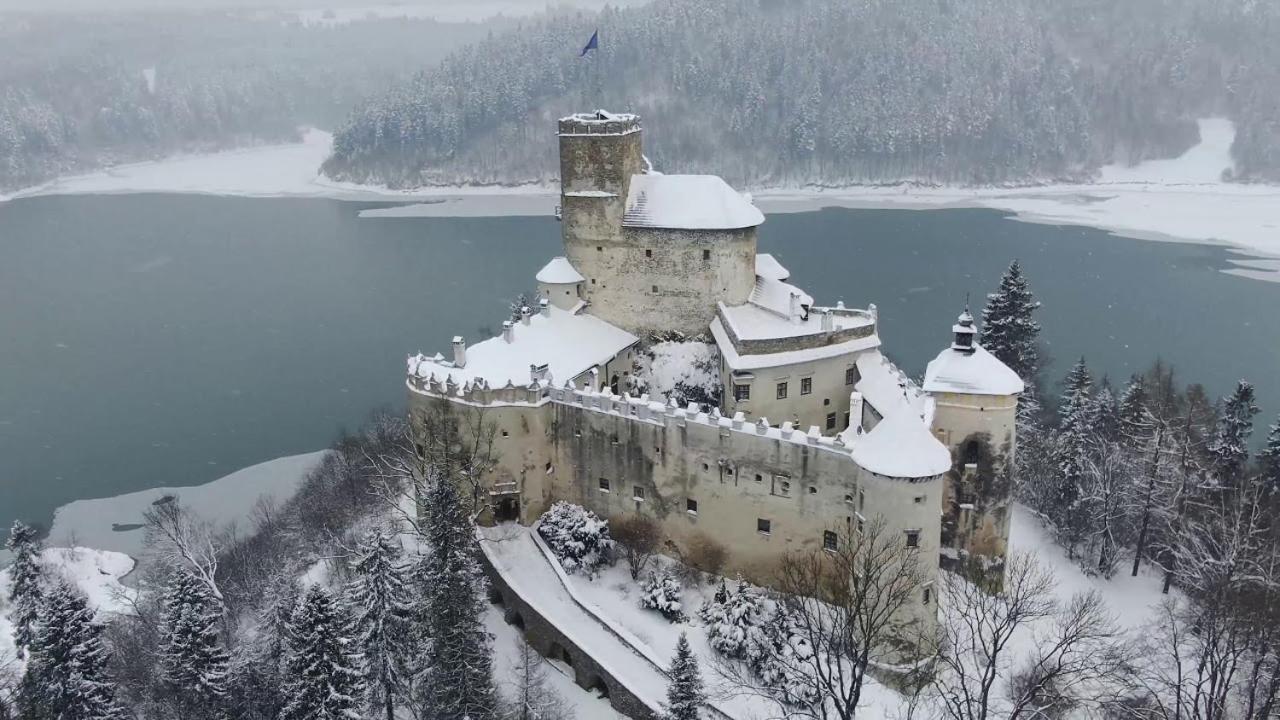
952 298 977 354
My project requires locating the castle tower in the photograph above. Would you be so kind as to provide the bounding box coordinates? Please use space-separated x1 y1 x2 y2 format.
923 306 1024 571
557 110 763 337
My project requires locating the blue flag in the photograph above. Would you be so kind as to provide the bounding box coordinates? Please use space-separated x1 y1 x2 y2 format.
580 29 599 57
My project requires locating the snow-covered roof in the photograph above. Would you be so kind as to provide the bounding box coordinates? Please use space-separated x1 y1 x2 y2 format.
710 316 880 371
748 277 813 320
849 412 951 479
623 174 765 230
408 305 637 389
536 256 585 285
564 190 618 198
840 351 950 479
755 253 790 281
923 343 1025 396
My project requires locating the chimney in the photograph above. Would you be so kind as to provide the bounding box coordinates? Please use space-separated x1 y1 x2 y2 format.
530 363 549 383
821 309 834 332
789 292 801 323
520 306 532 325
539 298 550 317
848 391 864 434
502 320 514 343
451 336 466 368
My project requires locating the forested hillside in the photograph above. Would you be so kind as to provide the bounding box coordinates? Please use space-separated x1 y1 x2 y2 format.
0 11 515 190
323 0 1280 188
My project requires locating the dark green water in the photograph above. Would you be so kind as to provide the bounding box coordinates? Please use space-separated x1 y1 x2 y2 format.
2 195 1278 532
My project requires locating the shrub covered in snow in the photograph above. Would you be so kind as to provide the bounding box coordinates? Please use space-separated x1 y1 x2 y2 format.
631 340 721 409
698 579 818 707
537 502 614 576
639 568 686 622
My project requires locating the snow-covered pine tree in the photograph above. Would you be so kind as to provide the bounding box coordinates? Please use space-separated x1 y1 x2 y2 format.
159 570 230 718
1260 418 1280 498
1207 380 1259 487
4 520 43 658
663 634 705 720
346 528 413 720
1091 380 1121 444
418 475 497 720
639 568 686 622
1054 358 1094 558
225 578 298 720
1118 375 1153 449
279 584 365 720
698 580 768 659
980 260 1042 384
17 579 129 720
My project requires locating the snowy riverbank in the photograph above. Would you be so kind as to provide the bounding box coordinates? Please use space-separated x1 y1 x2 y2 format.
5 118 1276 277
45 450 327 557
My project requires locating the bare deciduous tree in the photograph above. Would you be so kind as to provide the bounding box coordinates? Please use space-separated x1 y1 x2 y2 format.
933 552 1127 720
610 514 661 580
144 499 222 602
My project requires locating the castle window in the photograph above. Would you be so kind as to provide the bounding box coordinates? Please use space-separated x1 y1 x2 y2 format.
591 279 596 285
501 430 509 437
808 486 817 495
755 474 763 483
905 530 920 548
800 377 812 395
599 477 610 492
687 498 698 515
859 489 865 510
702 249 711 261
964 440 982 465
826 413 837 430
845 366 859 385
914 495 926 504
776 382 788 400
757 518 771 535
702 462 710 472
545 462 553 473
844 494 854 504
645 249 652 258
923 587 932 605
633 486 646 501
652 285 658 293
823 398 831 406
597 246 602 252
823 531 838 552
734 384 751 401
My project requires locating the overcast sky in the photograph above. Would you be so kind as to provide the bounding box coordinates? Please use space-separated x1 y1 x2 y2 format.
0 0 647 17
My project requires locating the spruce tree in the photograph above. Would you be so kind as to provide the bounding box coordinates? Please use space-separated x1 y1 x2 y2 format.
1260 418 1280 498
159 570 230 718
663 633 705 720
4 520 43 658
1091 380 1121 443
346 529 413 720
1207 380 1259 486
417 476 497 720
980 260 1042 383
1054 358 1094 557
18 580 128 720
279 584 365 720
1117 376 1152 448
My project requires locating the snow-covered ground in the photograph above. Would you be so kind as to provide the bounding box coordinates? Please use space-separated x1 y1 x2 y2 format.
0 547 136 673
45 450 327 557
5 117 1276 278
756 118 1280 276
487 504 1171 718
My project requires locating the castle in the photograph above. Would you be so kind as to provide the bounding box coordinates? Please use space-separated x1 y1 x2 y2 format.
406 111 1023 634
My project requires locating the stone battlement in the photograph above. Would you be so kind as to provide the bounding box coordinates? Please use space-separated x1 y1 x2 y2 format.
558 110 642 137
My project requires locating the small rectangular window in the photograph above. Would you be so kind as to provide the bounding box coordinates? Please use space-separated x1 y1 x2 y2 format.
754 474 763 483
687 498 698 514
734 384 751 401
859 489 865 511
757 518 771 535
501 429 510 437
845 366 858 385
823 530 838 551
776 382 788 400
645 249 652 258
703 249 711 261
923 587 932 605
634 485 646 501
826 412 837 430
800 377 812 395
914 495 926 504
906 530 920 548
599 478 610 492
652 285 659 293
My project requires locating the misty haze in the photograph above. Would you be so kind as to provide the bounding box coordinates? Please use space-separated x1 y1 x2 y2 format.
1 2 1278 720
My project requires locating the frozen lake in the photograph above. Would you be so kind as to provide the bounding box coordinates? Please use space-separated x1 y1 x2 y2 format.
2 194 1278 532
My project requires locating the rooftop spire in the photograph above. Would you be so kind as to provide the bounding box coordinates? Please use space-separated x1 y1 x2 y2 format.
952 303 977 354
